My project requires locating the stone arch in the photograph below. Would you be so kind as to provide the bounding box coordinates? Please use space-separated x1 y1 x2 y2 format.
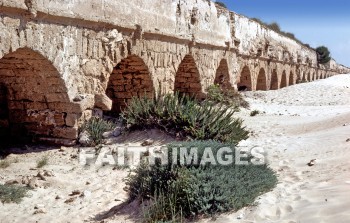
280 70 287 88
214 59 231 90
270 69 279 90
106 55 155 114
256 68 267 91
174 54 203 99
0 47 77 144
238 66 252 91
289 71 294 86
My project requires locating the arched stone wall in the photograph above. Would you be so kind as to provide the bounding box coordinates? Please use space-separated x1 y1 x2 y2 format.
0 48 78 143
106 55 155 114
174 54 203 99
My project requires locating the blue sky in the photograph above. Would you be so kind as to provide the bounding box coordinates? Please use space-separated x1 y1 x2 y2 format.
217 0 350 67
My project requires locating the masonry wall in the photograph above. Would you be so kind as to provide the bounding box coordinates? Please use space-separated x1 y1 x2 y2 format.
0 0 348 144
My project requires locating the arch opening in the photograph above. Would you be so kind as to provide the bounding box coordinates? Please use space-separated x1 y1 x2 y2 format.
238 66 252 91
289 72 294 86
302 72 307 82
0 48 75 145
270 69 278 90
256 68 267 91
106 55 155 115
214 59 231 90
280 71 287 88
174 55 203 99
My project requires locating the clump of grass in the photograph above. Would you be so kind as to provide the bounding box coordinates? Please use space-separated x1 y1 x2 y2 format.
0 160 11 169
121 93 249 145
0 184 30 203
36 156 48 168
81 117 116 146
206 84 249 110
250 110 260 117
125 140 277 222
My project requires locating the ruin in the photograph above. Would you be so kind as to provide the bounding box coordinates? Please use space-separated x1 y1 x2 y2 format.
0 0 349 144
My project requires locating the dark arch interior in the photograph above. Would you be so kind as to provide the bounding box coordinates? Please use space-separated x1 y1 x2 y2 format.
238 66 252 91
174 55 203 99
106 55 155 115
289 72 294 86
270 69 278 90
280 71 287 88
256 68 267 91
0 48 75 145
214 59 231 90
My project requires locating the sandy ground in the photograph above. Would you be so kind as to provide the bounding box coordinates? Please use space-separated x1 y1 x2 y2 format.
1 74 350 223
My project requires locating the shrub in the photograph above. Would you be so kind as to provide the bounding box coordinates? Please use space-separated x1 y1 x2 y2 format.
81 117 116 146
0 184 30 203
215 1 227 8
121 93 249 145
250 110 260 117
316 46 331 64
0 160 10 169
36 156 48 168
206 84 249 109
125 140 277 222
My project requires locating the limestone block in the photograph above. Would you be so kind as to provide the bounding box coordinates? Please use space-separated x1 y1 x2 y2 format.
94 93 112 111
52 127 78 140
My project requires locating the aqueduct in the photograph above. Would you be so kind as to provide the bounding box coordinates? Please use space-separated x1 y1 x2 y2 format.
0 0 349 144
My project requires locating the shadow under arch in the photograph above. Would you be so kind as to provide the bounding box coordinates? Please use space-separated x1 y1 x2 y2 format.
106 55 155 115
0 47 75 145
256 68 267 91
174 54 203 99
237 66 252 91
214 59 232 90
280 70 287 88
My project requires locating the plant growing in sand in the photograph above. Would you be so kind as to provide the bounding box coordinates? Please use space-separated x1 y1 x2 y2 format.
36 156 49 168
121 93 249 145
0 184 30 203
206 84 249 110
81 117 116 146
125 140 277 222
0 160 11 169
250 110 260 117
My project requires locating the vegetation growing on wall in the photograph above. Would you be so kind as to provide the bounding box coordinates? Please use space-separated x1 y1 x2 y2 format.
251 18 311 49
215 1 227 8
316 46 331 64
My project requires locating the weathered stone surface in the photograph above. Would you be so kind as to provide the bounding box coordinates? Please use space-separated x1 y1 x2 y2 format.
0 0 348 145
94 93 112 111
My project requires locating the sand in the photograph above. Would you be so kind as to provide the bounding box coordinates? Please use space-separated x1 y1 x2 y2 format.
0 74 349 223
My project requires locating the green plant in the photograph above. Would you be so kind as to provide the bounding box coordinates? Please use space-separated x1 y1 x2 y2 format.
206 84 249 109
81 117 116 146
125 141 277 222
316 46 331 64
215 1 227 8
121 93 249 145
251 18 311 48
0 160 10 169
0 184 30 203
250 110 260 117
36 156 48 168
